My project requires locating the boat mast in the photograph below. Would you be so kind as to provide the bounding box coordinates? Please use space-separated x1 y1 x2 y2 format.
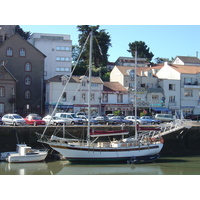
135 51 138 139
87 31 93 144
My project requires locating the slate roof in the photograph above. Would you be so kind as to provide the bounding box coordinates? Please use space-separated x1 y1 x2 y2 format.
174 56 200 64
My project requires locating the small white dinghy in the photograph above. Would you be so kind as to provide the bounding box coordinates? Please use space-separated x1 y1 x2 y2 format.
0 144 48 163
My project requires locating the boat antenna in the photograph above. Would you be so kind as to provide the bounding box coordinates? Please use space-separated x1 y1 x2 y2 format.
87 30 93 145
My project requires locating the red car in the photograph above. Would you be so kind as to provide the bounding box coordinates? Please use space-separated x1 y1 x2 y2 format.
24 116 45 126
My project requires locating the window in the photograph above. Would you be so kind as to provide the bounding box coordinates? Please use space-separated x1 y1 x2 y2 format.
0 73 4 79
25 90 31 99
152 95 159 102
0 103 4 113
184 77 192 85
56 57 70 61
169 96 175 103
62 92 67 102
82 81 86 87
62 80 67 86
0 87 5 97
19 48 26 57
6 48 13 56
25 76 31 85
91 93 95 102
117 94 123 103
169 84 175 90
103 94 108 102
25 62 31 72
91 83 98 87
56 67 70 72
82 93 86 101
56 46 70 51
184 89 193 97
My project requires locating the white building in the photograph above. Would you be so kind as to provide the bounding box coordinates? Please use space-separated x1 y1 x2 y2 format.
102 82 129 115
45 75 103 115
110 65 168 114
172 56 200 66
28 33 72 80
156 62 200 115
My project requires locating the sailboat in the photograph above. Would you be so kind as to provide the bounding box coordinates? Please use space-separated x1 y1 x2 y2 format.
37 31 164 163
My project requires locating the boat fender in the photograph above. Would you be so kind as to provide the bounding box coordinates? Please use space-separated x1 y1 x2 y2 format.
160 137 164 144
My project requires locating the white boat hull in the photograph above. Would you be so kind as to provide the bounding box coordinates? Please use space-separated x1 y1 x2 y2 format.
6 152 48 163
48 142 163 162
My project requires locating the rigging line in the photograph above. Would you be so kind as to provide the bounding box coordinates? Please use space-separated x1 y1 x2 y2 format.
94 36 103 56
41 33 91 139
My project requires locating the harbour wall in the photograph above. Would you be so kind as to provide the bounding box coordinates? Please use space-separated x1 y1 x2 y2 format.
0 124 200 157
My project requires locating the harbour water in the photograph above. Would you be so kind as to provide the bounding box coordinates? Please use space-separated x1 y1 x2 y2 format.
1 156 200 175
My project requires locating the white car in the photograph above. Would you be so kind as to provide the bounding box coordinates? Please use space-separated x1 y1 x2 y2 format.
42 115 66 126
2 114 26 126
124 116 140 124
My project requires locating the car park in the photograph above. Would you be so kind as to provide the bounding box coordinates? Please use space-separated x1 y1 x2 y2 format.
155 114 174 122
55 113 83 125
139 116 161 124
42 115 66 126
2 114 26 126
24 115 45 126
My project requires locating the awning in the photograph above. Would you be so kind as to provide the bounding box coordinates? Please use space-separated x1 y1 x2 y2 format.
151 107 171 112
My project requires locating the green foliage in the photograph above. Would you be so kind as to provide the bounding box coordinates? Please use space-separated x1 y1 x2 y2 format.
73 25 111 79
128 41 154 62
77 25 111 68
113 110 121 116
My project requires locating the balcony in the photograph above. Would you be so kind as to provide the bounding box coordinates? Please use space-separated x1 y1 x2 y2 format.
184 82 200 89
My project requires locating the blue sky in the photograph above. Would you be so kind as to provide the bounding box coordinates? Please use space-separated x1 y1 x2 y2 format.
20 25 200 62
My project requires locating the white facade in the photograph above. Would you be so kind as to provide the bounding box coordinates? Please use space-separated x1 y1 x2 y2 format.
110 65 165 114
156 62 200 115
45 75 103 115
28 33 72 80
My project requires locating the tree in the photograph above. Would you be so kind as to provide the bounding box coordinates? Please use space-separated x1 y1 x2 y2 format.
15 25 31 40
77 25 111 68
72 25 111 80
128 41 154 62
154 57 173 64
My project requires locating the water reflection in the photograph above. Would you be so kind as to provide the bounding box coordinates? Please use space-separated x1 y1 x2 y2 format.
1 157 200 175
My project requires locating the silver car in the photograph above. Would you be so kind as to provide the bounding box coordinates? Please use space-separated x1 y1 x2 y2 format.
2 114 26 126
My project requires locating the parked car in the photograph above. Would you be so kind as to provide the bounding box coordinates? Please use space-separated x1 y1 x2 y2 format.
107 116 133 125
107 114 114 119
42 115 66 126
55 113 83 125
26 113 42 119
124 116 140 124
184 114 200 120
79 115 98 125
139 116 161 125
2 114 26 126
155 114 174 122
76 112 86 117
24 115 45 126
94 116 107 124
